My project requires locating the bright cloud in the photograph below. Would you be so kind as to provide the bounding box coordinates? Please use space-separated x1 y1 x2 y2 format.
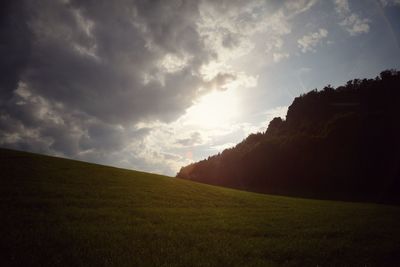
298 28 328 53
334 0 370 36
273 52 290 62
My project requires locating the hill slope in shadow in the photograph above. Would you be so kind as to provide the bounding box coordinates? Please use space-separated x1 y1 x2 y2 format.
1 148 400 266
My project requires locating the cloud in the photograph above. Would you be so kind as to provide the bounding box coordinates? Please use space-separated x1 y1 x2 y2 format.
273 52 290 62
0 0 323 175
265 36 284 53
175 132 203 147
0 1 31 106
1 0 260 174
339 14 370 36
334 0 351 14
298 28 328 53
285 0 318 15
263 0 317 62
197 0 318 65
205 72 237 91
0 1 211 159
380 0 400 6
334 0 370 36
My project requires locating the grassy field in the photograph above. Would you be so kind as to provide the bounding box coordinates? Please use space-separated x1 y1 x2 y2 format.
1 148 399 266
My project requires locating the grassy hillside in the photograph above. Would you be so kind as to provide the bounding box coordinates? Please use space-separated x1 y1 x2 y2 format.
1 148 400 266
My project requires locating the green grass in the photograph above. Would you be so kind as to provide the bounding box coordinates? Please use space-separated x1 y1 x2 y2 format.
1 148 399 266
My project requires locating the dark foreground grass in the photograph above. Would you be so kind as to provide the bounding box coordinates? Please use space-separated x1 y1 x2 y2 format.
1 148 400 266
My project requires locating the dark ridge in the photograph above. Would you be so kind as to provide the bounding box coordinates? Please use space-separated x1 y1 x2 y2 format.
177 69 400 204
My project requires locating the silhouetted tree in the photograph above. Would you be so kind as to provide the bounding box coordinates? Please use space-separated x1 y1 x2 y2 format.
177 70 400 204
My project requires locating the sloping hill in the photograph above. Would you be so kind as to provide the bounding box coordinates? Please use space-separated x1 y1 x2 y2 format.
1 148 400 266
177 70 400 203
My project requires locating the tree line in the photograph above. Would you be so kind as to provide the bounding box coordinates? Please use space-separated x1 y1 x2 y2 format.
177 70 400 203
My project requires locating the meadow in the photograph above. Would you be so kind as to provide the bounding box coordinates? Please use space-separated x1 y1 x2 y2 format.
1 148 399 266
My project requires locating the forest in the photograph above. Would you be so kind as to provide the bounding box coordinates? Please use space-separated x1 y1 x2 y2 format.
177 70 400 203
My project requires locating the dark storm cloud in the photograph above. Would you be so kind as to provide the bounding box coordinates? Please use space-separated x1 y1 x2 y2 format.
24 0 208 124
0 0 218 163
0 1 31 105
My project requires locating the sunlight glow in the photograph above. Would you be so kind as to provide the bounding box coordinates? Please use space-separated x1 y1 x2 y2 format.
184 88 240 128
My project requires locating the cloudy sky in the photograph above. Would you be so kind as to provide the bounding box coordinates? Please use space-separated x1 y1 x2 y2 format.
1 0 400 175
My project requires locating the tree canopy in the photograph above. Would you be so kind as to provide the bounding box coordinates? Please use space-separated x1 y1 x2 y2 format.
177 70 400 203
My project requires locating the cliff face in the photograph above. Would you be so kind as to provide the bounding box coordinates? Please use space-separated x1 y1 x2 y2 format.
177 70 400 203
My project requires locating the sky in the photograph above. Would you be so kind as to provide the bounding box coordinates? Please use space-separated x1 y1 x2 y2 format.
1 0 400 176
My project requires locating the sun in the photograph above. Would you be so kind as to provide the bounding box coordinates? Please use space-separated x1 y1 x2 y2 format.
184 88 240 128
